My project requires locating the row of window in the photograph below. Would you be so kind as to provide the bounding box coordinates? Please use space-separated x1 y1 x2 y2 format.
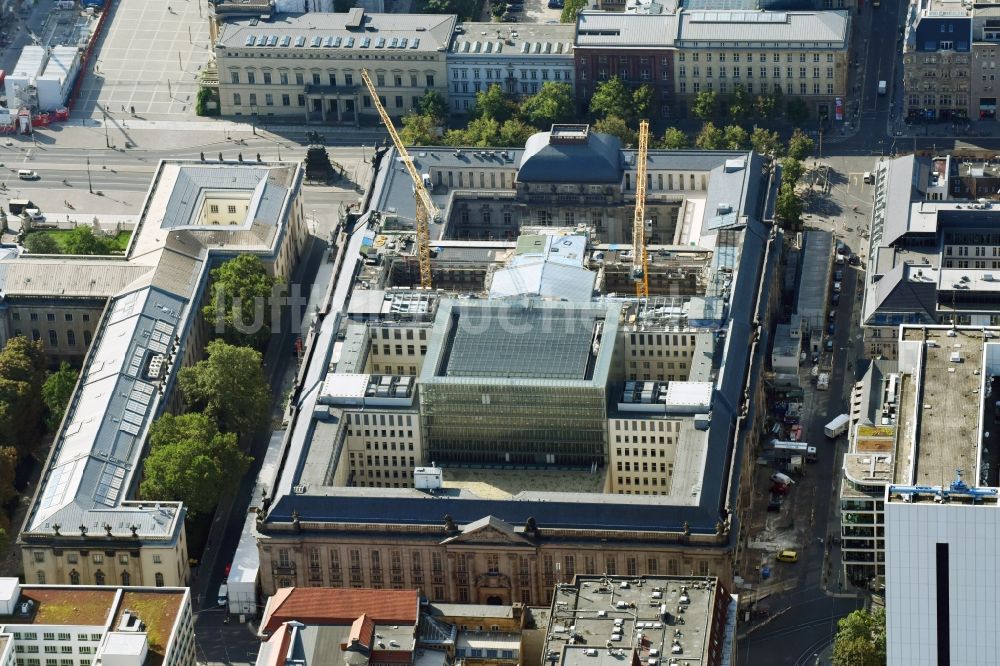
232 92 421 111
678 66 835 80
616 447 673 457
33 551 150 565
451 67 570 81
11 312 90 322
230 70 436 88
51 569 165 587
616 474 673 485
677 52 836 63
361 441 416 451
679 81 835 96
15 659 89 666
375 327 428 341
616 461 674 472
12 329 91 347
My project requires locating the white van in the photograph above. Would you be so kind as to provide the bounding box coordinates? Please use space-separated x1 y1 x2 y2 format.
17 170 39 180
863 171 874 184
216 583 228 607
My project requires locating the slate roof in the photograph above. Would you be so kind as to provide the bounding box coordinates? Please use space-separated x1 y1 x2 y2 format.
575 11 679 47
518 129 622 183
675 10 849 46
488 258 596 301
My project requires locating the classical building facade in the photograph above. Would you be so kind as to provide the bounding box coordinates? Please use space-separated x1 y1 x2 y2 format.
447 23 575 114
215 9 455 124
902 0 971 121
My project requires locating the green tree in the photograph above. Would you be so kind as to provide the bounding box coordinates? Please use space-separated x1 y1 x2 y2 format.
499 118 536 146
589 77 632 120
22 233 60 255
728 84 751 122
723 124 750 150
786 97 809 123
475 84 517 123
399 113 443 146
179 340 271 437
42 363 78 432
417 90 448 122
592 116 637 147
780 157 805 186
422 0 478 19
692 90 718 120
203 254 282 351
694 122 725 150
750 127 784 157
63 227 111 255
0 446 18 506
632 85 655 121
660 127 689 149
520 82 576 128
775 184 803 230
831 607 886 666
787 127 816 161
754 90 781 118
561 0 587 23
0 337 47 454
140 413 252 515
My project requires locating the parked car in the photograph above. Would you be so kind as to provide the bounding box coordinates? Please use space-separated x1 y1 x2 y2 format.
767 494 784 512
17 170 39 180
776 550 799 563
834 270 844 281
831 293 841 306
849 253 861 266
827 322 835 335
828 309 837 321
548 0 564 7
825 339 834 352
833 281 842 293
23 208 44 222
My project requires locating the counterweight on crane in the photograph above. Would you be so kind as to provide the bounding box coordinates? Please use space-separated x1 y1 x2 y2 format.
632 120 650 299
360 68 435 289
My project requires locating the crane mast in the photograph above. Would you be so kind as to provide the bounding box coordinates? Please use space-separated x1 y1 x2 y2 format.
632 120 650 299
360 68 435 289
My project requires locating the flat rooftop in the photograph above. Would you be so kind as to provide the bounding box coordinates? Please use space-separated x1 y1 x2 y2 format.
544 576 722 666
113 591 185 664
442 467 607 498
901 328 983 487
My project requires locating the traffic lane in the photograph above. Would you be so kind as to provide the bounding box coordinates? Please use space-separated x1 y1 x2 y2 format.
738 594 864 666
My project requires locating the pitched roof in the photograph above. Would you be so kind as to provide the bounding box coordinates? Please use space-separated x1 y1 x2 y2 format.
262 588 419 635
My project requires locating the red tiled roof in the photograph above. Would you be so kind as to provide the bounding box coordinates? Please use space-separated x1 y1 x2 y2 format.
348 612 375 648
262 588 419 634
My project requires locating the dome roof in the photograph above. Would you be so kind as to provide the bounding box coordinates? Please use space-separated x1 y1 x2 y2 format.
517 125 623 184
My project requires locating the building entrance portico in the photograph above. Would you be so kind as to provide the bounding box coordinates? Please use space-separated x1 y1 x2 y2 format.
304 87 360 125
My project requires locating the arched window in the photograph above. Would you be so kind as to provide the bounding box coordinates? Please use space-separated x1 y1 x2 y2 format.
94 570 105 586
155 573 164 587
121 571 131 586
69 570 80 585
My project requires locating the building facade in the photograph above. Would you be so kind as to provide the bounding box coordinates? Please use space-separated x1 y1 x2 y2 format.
902 0 971 121
447 23 575 115
215 9 455 124
673 10 850 120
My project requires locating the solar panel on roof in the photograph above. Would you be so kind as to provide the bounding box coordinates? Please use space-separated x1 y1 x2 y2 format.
310 35 321 47
295 35 306 47
121 421 140 436
154 320 172 334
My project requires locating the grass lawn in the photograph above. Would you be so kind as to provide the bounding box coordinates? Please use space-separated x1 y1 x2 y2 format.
26 229 132 254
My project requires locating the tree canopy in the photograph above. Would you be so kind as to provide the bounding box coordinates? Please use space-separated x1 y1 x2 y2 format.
23 233 59 255
751 127 784 157
400 112 443 146
780 157 805 186
723 125 750 150
203 254 282 351
140 413 252 515
660 127 689 150
417 90 448 122
0 337 47 454
520 82 576 128
692 91 718 120
561 0 587 23
694 122 725 150
592 116 637 147
727 84 751 122
787 97 810 123
787 128 816 161
831 607 886 666
63 227 113 255
589 78 632 120
775 184 803 230
42 363 78 432
178 340 271 437
474 84 518 123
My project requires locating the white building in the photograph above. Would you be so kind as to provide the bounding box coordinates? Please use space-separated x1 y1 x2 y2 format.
447 23 575 114
36 46 81 112
4 46 45 110
884 326 1000 663
0 578 194 666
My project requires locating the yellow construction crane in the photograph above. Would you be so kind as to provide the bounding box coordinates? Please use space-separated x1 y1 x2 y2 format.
632 120 650 299
360 68 435 289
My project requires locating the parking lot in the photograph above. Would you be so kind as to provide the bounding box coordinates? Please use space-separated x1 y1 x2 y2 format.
485 0 562 23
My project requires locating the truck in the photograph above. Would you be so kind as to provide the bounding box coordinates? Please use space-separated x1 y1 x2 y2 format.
878 80 887 95
824 413 850 438
770 439 818 463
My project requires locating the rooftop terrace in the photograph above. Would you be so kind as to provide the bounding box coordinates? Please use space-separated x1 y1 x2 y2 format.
543 576 724 666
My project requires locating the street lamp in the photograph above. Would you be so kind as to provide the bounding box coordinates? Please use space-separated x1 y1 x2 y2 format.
250 103 258 136
99 103 110 148
86 157 93 194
